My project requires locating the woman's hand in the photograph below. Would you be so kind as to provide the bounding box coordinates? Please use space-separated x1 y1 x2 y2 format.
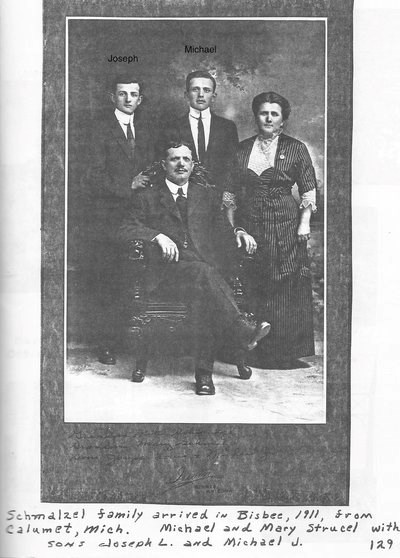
297 205 312 243
297 222 311 243
235 230 257 254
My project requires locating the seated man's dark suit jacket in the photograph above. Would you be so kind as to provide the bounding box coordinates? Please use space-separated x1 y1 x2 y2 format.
85 109 155 243
158 113 239 196
118 177 237 293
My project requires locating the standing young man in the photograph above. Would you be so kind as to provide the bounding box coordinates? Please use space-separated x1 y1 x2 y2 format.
159 70 239 221
84 75 155 364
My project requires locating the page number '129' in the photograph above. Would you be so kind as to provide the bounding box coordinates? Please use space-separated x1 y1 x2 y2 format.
370 539 394 551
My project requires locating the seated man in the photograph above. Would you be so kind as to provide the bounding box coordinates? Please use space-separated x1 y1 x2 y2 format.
118 141 270 395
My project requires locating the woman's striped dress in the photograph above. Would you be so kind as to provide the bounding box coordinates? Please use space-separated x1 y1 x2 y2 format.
233 134 317 366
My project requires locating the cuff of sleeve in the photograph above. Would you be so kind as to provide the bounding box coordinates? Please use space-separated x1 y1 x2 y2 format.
299 189 317 212
299 199 317 212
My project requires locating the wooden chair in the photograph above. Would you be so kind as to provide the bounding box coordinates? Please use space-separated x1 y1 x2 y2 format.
120 240 254 381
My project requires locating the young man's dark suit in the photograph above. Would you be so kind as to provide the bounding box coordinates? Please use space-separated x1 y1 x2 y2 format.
159 114 238 195
84 110 155 353
87 109 154 224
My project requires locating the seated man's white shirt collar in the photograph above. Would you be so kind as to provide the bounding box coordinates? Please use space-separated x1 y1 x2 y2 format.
114 108 135 137
165 179 188 199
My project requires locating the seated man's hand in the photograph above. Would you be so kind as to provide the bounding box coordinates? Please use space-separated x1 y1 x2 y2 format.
131 172 150 190
154 233 179 263
235 230 257 255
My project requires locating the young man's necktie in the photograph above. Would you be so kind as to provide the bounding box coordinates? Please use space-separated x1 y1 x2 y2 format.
126 122 135 160
197 115 206 163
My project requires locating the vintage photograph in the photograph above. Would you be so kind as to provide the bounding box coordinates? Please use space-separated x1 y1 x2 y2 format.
5 0 400 549
65 18 326 424
40 2 351 505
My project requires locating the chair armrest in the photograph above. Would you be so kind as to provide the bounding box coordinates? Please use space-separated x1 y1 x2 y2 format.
121 240 147 301
121 239 166 301
126 239 145 262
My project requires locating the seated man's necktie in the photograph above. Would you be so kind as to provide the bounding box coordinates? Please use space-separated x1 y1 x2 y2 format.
176 188 188 221
176 188 189 248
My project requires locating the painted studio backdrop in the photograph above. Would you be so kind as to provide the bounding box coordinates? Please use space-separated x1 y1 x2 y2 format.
67 18 325 355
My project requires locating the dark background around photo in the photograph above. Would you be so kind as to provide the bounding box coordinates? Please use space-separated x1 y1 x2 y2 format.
42 0 352 506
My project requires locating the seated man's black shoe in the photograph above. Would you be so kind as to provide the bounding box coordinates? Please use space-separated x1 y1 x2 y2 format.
98 347 116 365
195 372 215 395
233 314 271 351
131 368 145 383
247 321 271 351
237 363 252 379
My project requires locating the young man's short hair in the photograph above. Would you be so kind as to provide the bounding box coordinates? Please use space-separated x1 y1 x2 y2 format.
185 70 216 92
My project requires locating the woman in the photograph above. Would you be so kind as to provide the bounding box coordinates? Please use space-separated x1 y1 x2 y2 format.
230 91 318 369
